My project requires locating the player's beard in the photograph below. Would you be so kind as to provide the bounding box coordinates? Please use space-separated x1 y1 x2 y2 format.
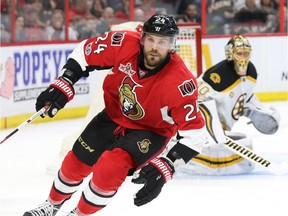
143 50 166 70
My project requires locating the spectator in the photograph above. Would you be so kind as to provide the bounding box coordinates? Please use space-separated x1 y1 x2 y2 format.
69 0 90 20
90 0 108 18
30 0 53 25
45 9 78 41
233 0 269 33
96 6 115 34
0 23 11 42
0 0 7 12
23 4 47 41
50 0 65 11
69 0 91 34
78 15 100 39
177 0 201 14
136 0 157 20
134 8 146 22
114 0 130 22
206 0 235 34
177 2 201 23
15 15 25 42
107 0 122 12
0 0 11 31
260 0 277 13
16 0 28 12
259 0 278 32
234 0 267 23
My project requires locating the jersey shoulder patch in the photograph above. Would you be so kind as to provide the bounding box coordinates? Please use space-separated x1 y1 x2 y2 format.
202 60 240 92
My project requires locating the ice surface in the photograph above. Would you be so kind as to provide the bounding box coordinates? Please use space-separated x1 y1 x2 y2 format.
0 101 287 216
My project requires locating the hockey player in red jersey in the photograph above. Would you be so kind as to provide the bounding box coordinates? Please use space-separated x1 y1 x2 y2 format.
23 14 205 216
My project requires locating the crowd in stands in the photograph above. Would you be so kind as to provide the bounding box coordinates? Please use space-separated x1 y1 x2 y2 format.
206 0 287 34
0 0 287 43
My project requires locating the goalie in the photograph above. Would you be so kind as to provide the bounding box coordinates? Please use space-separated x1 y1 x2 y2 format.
175 34 281 176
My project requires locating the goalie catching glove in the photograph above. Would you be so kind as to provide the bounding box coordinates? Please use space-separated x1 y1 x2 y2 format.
132 157 174 206
242 106 280 134
36 76 74 117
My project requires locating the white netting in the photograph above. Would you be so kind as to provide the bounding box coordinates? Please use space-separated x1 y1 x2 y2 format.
176 24 199 76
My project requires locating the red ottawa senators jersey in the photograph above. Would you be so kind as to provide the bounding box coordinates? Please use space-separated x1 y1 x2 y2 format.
67 30 205 148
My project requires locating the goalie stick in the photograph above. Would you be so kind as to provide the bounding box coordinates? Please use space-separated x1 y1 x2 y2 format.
223 137 288 175
0 105 50 145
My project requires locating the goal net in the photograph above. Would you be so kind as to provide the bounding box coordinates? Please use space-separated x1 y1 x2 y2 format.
46 22 202 175
175 23 202 78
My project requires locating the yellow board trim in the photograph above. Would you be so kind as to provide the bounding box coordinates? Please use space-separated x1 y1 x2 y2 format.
255 92 288 101
0 106 89 130
1 91 287 130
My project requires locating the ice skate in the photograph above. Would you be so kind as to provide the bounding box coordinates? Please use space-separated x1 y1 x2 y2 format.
65 208 77 216
23 200 62 216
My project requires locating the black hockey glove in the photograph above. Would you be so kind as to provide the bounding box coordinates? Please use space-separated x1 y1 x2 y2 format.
132 157 174 206
36 77 74 117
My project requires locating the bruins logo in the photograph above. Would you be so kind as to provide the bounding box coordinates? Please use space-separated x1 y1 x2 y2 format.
119 76 144 119
210 73 221 84
137 139 151 153
232 94 246 120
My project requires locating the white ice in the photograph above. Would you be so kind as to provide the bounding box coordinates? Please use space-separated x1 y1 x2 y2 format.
1 101 287 216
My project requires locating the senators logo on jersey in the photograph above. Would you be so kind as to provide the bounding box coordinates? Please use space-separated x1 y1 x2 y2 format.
137 139 151 153
178 79 196 97
119 76 144 120
111 32 125 46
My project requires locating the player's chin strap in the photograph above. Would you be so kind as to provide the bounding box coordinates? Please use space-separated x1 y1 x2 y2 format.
199 100 288 176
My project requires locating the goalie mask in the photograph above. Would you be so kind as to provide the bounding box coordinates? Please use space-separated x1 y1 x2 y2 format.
141 14 179 52
225 35 252 76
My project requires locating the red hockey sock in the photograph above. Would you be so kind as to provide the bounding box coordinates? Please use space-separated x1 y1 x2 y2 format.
49 151 92 204
77 148 135 214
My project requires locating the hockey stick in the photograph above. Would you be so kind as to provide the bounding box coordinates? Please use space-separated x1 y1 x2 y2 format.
0 105 50 145
223 136 288 175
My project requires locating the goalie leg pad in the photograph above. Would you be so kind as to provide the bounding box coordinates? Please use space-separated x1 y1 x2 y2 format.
176 138 255 176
